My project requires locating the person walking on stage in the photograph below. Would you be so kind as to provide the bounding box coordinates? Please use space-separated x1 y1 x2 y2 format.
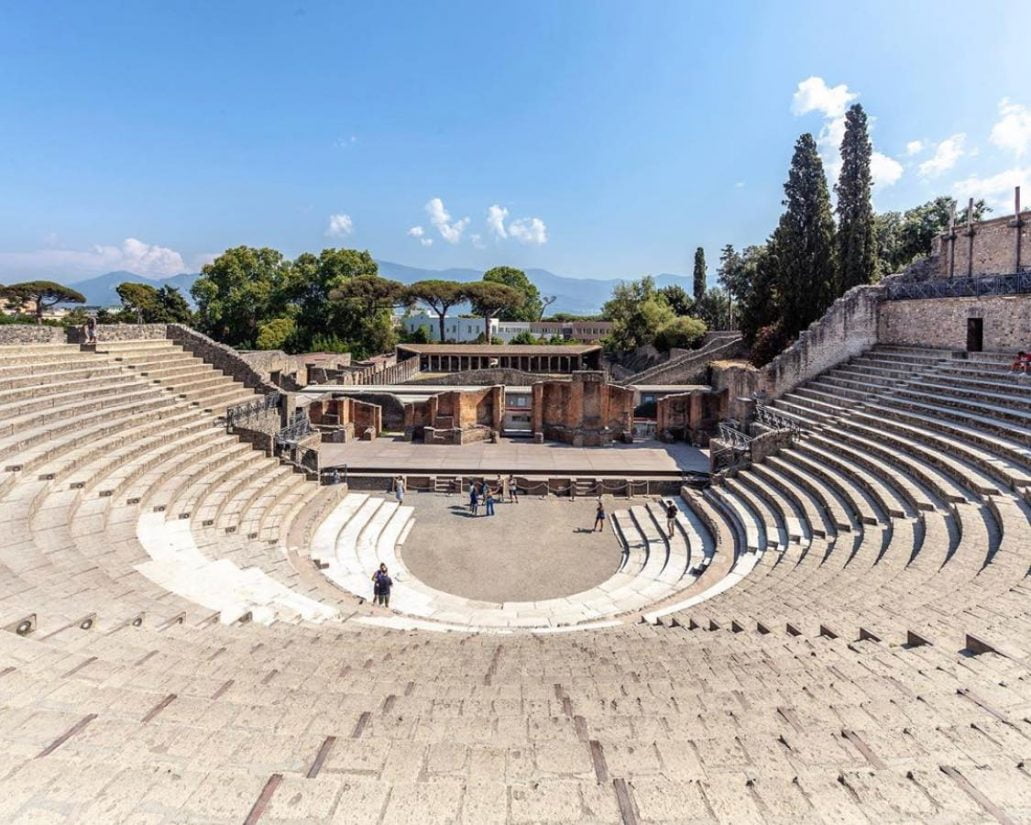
394 476 405 504
507 474 519 504
665 500 678 538
371 563 393 607
594 497 606 532
469 481 479 516
485 486 496 516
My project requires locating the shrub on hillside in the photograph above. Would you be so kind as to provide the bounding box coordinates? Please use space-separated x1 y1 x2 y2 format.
749 322 792 367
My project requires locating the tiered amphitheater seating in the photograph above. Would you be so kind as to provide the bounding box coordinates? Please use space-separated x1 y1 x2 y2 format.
658 345 1031 653
0 338 1029 823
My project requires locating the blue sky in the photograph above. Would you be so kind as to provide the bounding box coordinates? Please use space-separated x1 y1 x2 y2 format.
1 0 1028 282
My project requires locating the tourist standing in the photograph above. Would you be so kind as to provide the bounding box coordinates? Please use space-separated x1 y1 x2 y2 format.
469 482 479 516
507 474 519 504
84 317 97 345
665 500 678 539
394 476 405 504
594 497 606 532
485 486 496 516
371 563 393 607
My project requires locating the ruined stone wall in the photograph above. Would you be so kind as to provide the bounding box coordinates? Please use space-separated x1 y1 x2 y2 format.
879 294 1031 351
656 390 721 443
709 361 762 423
531 371 633 446
930 211 1030 277
760 284 882 399
236 349 306 389
167 324 280 394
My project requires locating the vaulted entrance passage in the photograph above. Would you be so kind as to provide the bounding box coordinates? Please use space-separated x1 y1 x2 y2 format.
966 317 984 352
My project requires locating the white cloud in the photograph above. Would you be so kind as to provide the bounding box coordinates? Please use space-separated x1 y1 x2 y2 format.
790 76 902 190
791 76 857 119
0 237 187 280
508 217 548 245
953 167 1028 210
425 197 469 244
486 204 509 239
484 203 548 245
470 233 485 249
326 213 353 237
871 151 904 187
919 134 966 177
407 225 433 247
905 140 925 156
990 98 1031 157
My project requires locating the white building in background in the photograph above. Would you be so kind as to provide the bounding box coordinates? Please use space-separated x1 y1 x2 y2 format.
402 313 497 343
401 312 614 344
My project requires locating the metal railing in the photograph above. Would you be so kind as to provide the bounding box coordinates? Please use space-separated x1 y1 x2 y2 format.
717 423 753 449
226 392 281 431
886 271 1031 301
755 404 804 437
275 412 313 447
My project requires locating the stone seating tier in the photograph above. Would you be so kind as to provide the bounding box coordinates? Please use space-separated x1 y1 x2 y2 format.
0 339 1028 823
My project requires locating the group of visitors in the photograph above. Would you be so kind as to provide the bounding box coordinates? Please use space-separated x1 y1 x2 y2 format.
468 475 518 516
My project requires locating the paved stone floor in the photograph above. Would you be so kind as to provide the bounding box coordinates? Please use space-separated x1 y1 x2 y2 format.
321 437 709 474
400 494 624 602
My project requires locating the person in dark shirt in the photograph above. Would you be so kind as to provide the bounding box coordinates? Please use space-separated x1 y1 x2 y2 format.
371 563 393 607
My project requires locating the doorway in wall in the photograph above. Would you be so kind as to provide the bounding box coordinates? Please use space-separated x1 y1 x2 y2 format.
966 318 983 352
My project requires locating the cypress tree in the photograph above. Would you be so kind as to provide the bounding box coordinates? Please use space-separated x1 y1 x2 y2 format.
771 133 837 338
836 103 877 291
692 247 706 303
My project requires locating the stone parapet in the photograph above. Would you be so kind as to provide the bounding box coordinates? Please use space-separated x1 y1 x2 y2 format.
760 284 882 399
166 324 280 395
878 294 1031 351
0 325 68 345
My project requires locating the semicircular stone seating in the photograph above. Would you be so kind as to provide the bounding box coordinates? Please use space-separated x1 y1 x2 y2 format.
1 337 1030 824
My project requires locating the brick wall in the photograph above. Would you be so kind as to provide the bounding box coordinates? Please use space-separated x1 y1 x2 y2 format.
878 294 1031 351
531 371 633 446
404 367 547 386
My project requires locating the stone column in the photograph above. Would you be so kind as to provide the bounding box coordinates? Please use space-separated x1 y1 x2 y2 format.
965 197 975 278
1011 186 1023 274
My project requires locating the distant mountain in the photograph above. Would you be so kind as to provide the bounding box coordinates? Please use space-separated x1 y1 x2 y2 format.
62 270 201 308
55 262 694 315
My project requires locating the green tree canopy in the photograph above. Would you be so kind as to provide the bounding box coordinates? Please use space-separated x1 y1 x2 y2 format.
771 133 837 338
116 282 193 324
191 247 291 347
694 287 734 331
876 196 990 273
601 276 675 352
836 104 877 291
255 317 296 350
465 281 524 342
654 316 707 352
1 281 86 324
692 247 706 303
482 266 543 321
657 284 693 316
407 280 471 343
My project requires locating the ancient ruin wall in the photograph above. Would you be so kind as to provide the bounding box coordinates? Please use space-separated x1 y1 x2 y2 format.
879 294 1031 350
760 284 882 399
930 211 1030 277
531 372 634 446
